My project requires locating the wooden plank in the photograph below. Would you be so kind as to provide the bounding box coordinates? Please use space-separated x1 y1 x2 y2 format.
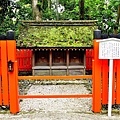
1 40 9 106
85 49 88 70
20 49 24 71
7 40 19 114
116 60 120 104
83 49 86 74
92 40 102 113
32 51 35 75
16 49 20 71
18 75 92 80
28 49 32 71
102 60 108 104
66 50 69 75
90 49 93 70
29 49 32 70
19 94 92 99
49 50 52 75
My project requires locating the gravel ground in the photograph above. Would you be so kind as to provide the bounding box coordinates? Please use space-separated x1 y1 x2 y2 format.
0 80 120 120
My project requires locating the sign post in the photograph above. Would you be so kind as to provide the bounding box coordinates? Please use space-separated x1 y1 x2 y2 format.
97 38 120 117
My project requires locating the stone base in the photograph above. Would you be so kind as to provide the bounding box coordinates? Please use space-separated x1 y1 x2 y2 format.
33 69 85 76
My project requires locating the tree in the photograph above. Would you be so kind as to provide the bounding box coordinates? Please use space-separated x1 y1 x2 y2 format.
32 0 42 21
0 0 32 36
79 0 84 20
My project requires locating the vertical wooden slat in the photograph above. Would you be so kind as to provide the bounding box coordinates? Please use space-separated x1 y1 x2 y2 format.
90 49 93 70
92 40 102 113
32 50 35 75
16 49 19 71
66 49 69 75
116 59 120 104
7 40 19 114
102 59 108 104
29 49 32 71
83 49 86 75
23 49 26 70
19 49 23 71
86 49 93 71
86 49 89 70
1 40 9 106
27 49 30 71
49 49 52 75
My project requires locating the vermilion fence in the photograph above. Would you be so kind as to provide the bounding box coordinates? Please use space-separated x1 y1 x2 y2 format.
86 49 93 70
16 49 93 72
1 30 120 115
16 49 32 71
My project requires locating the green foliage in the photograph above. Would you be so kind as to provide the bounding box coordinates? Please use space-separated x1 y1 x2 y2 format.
17 26 96 47
0 1 32 37
84 0 120 33
0 0 119 41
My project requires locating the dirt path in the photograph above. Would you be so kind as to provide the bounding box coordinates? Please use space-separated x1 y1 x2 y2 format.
0 80 120 120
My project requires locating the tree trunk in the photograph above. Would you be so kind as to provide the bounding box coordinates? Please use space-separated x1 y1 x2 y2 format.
47 0 51 9
79 0 84 20
32 0 42 21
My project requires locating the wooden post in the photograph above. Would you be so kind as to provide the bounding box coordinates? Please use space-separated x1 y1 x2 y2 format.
66 49 69 75
0 35 9 106
116 59 120 104
102 60 108 104
92 30 102 113
6 30 19 114
49 49 52 75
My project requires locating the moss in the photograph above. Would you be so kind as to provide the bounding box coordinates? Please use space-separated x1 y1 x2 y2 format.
17 25 97 47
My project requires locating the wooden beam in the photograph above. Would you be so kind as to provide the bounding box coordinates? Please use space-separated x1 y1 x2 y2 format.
18 75 92 80
19 94 92 99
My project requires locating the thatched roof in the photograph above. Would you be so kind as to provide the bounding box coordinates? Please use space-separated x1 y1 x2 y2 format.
17 20 98 47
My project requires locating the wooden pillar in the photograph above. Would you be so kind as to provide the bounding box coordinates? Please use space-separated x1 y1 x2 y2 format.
66 49 69 75
116 59 120 104
49 49 52 75
102 60 108 104
0 35 9 106
6 30 19 114
92 30 102 113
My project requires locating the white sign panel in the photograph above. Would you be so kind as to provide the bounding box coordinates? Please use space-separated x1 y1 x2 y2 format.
98 39 120 59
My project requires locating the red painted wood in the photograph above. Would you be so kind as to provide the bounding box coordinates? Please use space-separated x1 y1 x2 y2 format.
86 49 93 70
102 60 108 104
16 49 32 71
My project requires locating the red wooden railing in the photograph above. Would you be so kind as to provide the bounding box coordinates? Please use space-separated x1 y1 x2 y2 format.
16 49 32 71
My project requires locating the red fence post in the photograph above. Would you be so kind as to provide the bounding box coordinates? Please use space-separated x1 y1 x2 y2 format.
92 30 102 113
6 30 19 114
102 60 108 104
0 35 9 106
116 59 120 104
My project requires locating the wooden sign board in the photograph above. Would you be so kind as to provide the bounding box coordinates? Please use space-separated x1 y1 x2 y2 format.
97 38 120 59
